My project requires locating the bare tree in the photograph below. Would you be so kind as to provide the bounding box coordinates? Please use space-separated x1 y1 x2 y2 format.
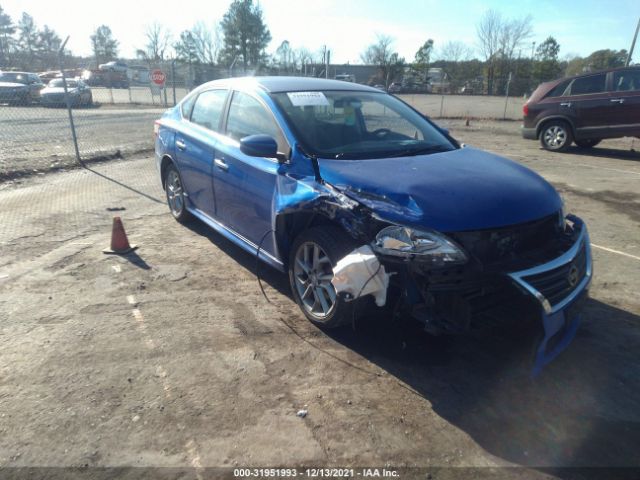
437 41 473 62
476 9 532 94
476 10 501 62
361 34 405 86
139 22 172 63
190 21 220 65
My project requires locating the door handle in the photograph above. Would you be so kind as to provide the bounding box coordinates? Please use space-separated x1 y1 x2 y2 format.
610 98 625 103
214 158 229 171
175 139 186 150
560 102 572 107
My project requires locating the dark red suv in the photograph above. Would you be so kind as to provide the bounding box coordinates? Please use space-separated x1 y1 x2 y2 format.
522 67 640 151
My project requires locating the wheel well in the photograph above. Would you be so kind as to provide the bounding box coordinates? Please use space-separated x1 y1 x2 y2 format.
160 155 174 189
536 117 575 139
275 212 345 267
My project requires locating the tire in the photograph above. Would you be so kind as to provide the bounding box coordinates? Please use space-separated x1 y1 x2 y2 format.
164 163 190 223
575 139 601 149
289 226 358 329
540 120 573 152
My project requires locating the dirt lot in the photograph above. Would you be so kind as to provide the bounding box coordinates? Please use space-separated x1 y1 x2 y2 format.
0 121 639 479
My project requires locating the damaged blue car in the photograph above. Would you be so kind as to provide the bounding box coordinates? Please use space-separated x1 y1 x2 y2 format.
154 77 592 371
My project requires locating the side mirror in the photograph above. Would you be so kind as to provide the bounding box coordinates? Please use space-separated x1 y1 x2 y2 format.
240 134 278 159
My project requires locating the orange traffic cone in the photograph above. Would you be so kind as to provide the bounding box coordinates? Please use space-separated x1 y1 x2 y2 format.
103 216 137 254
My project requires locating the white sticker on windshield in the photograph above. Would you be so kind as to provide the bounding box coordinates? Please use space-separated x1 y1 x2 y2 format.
287 91 329 107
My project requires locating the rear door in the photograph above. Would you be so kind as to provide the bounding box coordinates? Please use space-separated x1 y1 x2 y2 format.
174 88 229 217
610 68 640 135
213 90 289 254
562 72 611 138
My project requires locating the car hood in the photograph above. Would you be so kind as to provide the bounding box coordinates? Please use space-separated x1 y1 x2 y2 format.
0 82 27 88
316 147 562 232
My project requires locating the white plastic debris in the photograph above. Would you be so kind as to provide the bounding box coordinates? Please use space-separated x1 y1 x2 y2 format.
296 409 308 418
331 245 391 307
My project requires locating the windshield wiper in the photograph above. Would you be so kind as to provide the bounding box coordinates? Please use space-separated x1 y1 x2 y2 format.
386 145 452 158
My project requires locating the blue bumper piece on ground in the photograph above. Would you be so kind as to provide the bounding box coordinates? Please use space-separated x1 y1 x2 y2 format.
532 309 582 377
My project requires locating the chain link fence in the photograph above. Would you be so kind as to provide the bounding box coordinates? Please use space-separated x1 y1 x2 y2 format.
0 59 530 182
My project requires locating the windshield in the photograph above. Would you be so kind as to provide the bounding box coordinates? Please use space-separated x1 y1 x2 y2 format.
49 79 77 88
271 90 455 159
0 72 27 84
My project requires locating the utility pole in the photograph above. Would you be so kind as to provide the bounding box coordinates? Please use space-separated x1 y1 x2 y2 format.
626 17 640 66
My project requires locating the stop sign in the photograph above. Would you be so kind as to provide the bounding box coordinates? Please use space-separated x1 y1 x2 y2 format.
150 69 166 86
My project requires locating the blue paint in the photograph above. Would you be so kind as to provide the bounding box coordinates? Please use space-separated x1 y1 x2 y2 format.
317 147 562 232
532 310 582 377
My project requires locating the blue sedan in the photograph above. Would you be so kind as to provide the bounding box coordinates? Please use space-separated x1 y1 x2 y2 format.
154 77 591 372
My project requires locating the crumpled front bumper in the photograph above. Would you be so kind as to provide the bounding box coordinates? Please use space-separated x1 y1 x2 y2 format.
507 215 592 375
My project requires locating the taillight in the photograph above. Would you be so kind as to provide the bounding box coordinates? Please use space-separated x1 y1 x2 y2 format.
154 120 160 138
523 103 529 117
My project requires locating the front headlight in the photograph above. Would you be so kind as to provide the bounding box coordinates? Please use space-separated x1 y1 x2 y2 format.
372 225 468 266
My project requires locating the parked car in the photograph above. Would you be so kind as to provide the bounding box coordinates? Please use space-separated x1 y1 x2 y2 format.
522 66 640 151
154 77 592 369
0 71 44 104
40 78 93 107
81 69 129 88
98 60 128 72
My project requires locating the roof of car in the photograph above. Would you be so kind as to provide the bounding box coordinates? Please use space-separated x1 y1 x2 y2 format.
201 76 381 93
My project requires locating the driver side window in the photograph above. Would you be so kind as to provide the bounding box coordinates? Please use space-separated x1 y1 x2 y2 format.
226 91 287 153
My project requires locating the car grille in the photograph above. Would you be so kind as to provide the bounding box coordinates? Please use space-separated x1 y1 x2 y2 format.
521 241 587 307
450 213 563 270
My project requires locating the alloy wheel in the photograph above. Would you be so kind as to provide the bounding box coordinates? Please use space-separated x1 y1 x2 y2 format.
293 242 337 319
166 169 184 216
543 125 567 149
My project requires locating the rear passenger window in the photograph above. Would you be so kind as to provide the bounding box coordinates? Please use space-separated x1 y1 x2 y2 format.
614 70 640 92
569 74 606 95
545 80 570 98
190 89 228 131
226 91 285 150
181 93 197 118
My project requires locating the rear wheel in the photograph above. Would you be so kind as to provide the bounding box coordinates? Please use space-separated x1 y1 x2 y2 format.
289 226 358 329
164 164 190 223
540 120 573 152
575 139 601 149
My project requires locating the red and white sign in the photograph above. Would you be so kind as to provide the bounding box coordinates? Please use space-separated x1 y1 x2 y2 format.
150 69 166 86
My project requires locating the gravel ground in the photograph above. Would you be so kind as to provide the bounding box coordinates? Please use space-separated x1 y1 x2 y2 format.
0 121 639 479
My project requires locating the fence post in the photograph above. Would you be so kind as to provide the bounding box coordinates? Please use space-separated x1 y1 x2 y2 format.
503 72 513 120
439 94 444 118
58 36 82 166
171 60 177 106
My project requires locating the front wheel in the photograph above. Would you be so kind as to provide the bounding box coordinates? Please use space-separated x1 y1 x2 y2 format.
575 139 601 149
289 226 357 329
164 164 190 223
540 121 573 152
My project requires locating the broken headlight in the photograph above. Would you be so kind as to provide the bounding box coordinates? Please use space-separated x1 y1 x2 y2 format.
373 225 468 265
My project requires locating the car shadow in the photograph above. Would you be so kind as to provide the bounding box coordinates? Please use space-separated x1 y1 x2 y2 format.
181 217 291 297
182 220 640 475
563 145 640 162
327 299 640 476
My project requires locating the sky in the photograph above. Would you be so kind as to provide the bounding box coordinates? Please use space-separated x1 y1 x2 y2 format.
3 0 639 63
